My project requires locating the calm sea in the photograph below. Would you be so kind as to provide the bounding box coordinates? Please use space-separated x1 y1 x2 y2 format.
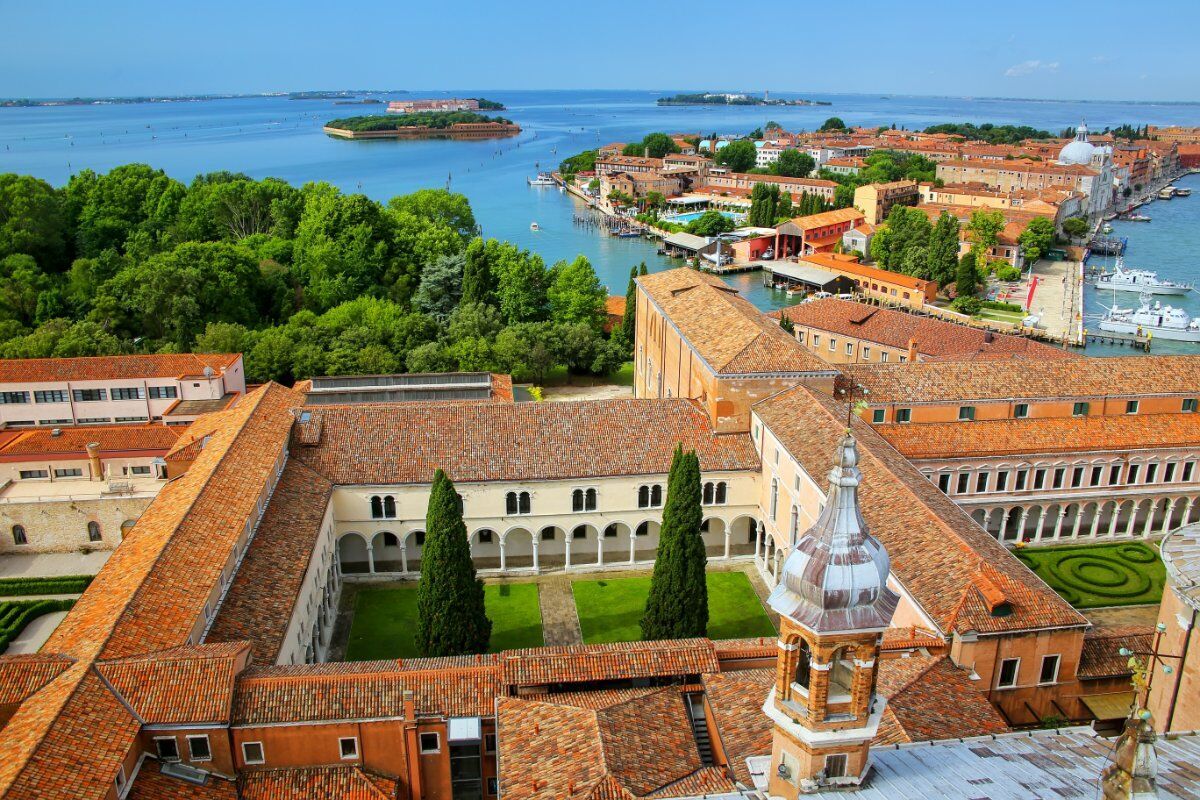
3 89 1199 352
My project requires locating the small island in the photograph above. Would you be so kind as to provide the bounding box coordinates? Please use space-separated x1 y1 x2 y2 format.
323 110 521 140
657 92 830 107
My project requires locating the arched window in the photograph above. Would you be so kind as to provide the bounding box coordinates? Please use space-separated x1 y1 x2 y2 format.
789 505 800 545
506 492 518 515
703 482 715 505
636 521 650 537
87 521 102 542
585 488 597 511
11 525 27 546
540 526 555 541
381 532 399 547
370 496 384 519
413 531 426 547
603 524 618 538
638 486 650 508
794 640 812 690
828 647 855 698
715 481 727 504
383 496 397 519
650 485 663 507
572 525 588 540
518 492 531 515
746 519 759 544
770 479 779 521
572 489 585 512
478 529 494 543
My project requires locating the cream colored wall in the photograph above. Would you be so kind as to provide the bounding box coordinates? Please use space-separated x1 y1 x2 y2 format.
277 500 339 665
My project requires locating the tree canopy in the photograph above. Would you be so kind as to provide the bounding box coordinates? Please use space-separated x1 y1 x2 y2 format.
769 149 815 178
622 132 681 159
713 140 758 173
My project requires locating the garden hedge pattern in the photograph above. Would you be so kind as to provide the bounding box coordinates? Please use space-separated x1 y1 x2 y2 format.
0 575 93 597
1014 542 1165 609
0 599 75 653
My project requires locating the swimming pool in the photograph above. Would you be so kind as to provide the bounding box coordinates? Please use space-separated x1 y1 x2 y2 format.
663 210 743 224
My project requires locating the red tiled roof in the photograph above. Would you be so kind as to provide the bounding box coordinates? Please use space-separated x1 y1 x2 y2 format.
0 654 73 707
500 639 721 687
128 759 238 799
239 766 396 800
874 654 1009 744
0 353 240 384
875 412 1200 460
780 207 865 231
292 399 760 485
766 298 1077 362
207 462 334 661
637 269 833 376
1078 626 1154 680
798 254 932 292
752 384 1087 636
96 642 248 725
0 424 182 459
701 669 775 784
846 355 1200 404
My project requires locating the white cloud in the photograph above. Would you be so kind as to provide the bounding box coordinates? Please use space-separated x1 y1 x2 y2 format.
1091 54 1114 64
1004 60 1060 77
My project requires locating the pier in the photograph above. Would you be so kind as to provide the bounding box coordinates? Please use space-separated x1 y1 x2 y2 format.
1083 329 1152 351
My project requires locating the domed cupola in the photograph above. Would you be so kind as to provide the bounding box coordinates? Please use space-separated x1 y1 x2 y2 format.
1058 121 1097 166
767 433 899 633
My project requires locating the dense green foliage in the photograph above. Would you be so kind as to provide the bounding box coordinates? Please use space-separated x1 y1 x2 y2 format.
658 93 764 106
768 149 815 178
1014 542 1164 608
473 98 507 110
0 575 93 597
967 209 1005 286
559 149 598 179
416 469 492 656
818 117 848 132
778 310 794 334
0 165 625 386
0 599 75 653
955 252 980 299
622 132 681 159
748 184 826 227
1061 216 1090 241
686 210 737 237
869 206 959 286
923 122 1052 143
641 447 708 640
713 140 758 173
325 111 512 131
1018 216 1055 263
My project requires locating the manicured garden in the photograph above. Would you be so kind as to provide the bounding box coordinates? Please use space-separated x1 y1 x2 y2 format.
571 571 776 644
0 599 75 654
345 582 544 661
1013 541 1165 608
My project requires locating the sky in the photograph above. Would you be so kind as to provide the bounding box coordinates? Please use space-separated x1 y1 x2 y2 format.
2 0 1199 102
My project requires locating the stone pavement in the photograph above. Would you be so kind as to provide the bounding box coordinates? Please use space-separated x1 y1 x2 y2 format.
0 551 111 578
1084 604 1160 629
536 575 583 646
5 610 68 655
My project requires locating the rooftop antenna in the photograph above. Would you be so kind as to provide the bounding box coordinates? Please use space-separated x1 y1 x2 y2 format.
832 374 869 433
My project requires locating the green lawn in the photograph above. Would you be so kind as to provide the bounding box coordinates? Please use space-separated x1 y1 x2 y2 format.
1013 541 1165 608
978 307 1026 324
345 582 544 660
572 571 776 644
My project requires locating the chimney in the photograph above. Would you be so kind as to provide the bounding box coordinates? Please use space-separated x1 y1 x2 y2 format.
86 442 102 481
907 338 918 362
984 330 995 344
644 145 650 159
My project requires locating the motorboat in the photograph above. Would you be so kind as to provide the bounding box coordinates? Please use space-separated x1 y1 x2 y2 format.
1176 187 1192 197
761 247 775 260
1098 295 1200 342
1091 258 1192 295
527 172 555 186
1120 213 1151 222
1101 223 1113 235
1158 186 1176 200
530 222 539 231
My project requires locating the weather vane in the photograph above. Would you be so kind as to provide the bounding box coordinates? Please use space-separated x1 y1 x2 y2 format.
832 374 870 432
1120 621 1182 718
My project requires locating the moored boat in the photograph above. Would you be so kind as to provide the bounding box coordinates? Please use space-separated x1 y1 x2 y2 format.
1091 258 1192 296
1098 295 1200 342
527 172 555 186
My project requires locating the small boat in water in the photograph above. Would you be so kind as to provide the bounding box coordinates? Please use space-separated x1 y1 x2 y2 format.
530 222 540 231
1176 187 1192 197
1120 213 1151 222
1098 295 1200 342
1092 258 1192 296
1159 186 1176 200
527 172 555 186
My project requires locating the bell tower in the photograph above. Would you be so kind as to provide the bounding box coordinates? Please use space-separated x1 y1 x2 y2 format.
762 433 899 796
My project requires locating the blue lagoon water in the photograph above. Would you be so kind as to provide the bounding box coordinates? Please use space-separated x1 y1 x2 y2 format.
4 89 1200 323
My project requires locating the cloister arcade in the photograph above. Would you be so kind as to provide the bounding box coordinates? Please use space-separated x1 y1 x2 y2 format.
966 493 1200 545
335 514 761 577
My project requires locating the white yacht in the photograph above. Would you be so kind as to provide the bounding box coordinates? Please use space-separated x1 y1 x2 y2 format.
1092 258 1192 296
1098 295 1200 342
527 172 555 186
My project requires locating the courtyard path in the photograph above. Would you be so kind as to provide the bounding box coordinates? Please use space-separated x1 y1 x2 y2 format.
538 575 583 646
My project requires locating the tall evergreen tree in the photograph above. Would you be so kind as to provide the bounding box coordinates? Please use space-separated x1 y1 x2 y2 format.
639 263 648 277
641 446 708 640
461 237 494 307
778 309 794 334
927 212 962 286
416 469 492 656
621 264 639 341
955 251 979 298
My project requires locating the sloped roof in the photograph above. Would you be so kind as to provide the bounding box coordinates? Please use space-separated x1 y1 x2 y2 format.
752 384 1086 636
95 642 248 725
239 766 396 800
0 353 240 384
500 639 721 687
127 760 237 799
0 425 182 458
636 269 832 376
0 654 73 707
1077 625 1153 680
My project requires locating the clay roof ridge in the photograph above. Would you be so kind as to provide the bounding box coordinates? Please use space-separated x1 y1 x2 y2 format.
90 661 146 725
885 653 946 699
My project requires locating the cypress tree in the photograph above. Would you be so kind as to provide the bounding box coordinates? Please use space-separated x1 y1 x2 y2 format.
639 263 648 277
641 446 708 640
461 238 494 307
416 469 492 656
622 264 639 335
956 251 979 298
779 310 794 334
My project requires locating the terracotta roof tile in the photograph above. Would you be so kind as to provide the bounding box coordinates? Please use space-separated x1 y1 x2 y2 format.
874 655 1009 743
0 353 239 383
637 269 832 376
875 412 1200 460
0 654 73 707
207 462 334 661
293 399 759 485
796 254 933 292
753 384 1086 635
95 642 249 725
239 766 396 800
0 425 182 458
780 207 865 231
846 356 1200 404
701 669 775 784
128 759 238 799
500 639 720 687
1078 626 1153 680
765 298 1078 362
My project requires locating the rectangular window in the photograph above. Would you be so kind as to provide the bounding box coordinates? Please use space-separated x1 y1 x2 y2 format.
111 387 144 400
996 471 1009 491
1147 463 1159 483
1090 466 1103 487
896 408 911 423
339 737 359 760
845 342 854 356
155 737 180 762
1184 398 1198 413
38 418 71 425
1039 655 1060 685
812 334 820 347
19 469 47 479
956 473 969 494
484 733 496 754
1072 402 1089 417
1052 468 1065 489
958 406 975 421
242 741 265 765
33 390 68 403
487 778 498 796
72 389 106 402
937 473 951 493
53 468 82 478
1127 464 1141 484
0 391 29 404
1165 462 1177 482
997 658 1020 689
871 409 885 424
881 352 889 363
796 331 805 344
420 732 441 754
828 337 836 351
148 386 178 399
824 753 848 779
1071 467 1084 488
1014 403 1029 419
862 346 871 360
1015 469 1028 491
1033 469 1046 490
1185 462 1196 482
125 465 152 476
187 735 212 762
976 472 989 492
114 416 149 423
1126 399 1140 415
76 417 111 424
1110 464 1122 485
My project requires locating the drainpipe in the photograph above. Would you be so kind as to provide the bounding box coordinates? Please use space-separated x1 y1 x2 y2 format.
86 442 103 481
1165 606 1197 731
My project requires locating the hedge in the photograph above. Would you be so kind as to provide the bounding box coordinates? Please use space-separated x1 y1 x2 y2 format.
0 574 94 597
981 299 1024 313
0 599 75 653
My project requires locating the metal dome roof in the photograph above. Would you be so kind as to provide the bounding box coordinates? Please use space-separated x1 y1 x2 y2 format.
1058 122 1097 166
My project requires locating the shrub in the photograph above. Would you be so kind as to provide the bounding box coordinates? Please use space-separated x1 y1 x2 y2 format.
995 265 1021 282
950 296 982 315
981 299 1024 312
0 599 75 653
0 575 93 597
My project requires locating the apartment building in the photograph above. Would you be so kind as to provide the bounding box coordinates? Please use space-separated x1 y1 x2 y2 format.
0 353 245 428
852 180 920 224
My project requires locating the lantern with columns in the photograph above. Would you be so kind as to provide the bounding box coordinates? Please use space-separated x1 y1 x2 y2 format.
763 433 899 796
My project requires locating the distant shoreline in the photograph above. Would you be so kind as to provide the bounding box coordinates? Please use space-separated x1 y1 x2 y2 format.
0 90 408 108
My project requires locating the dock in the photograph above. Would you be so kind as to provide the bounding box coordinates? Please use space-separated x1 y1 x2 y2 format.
1083 329 1152 351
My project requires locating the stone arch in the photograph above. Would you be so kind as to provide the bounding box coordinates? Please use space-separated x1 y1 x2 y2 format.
470 528 501 570
502 526 535 569
567 523 602 567
632 519 661 563
402 529 426 572
970 507 989 529
702 516 728 559
338 532 370 575
370 531 403 572
537 525 568 568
